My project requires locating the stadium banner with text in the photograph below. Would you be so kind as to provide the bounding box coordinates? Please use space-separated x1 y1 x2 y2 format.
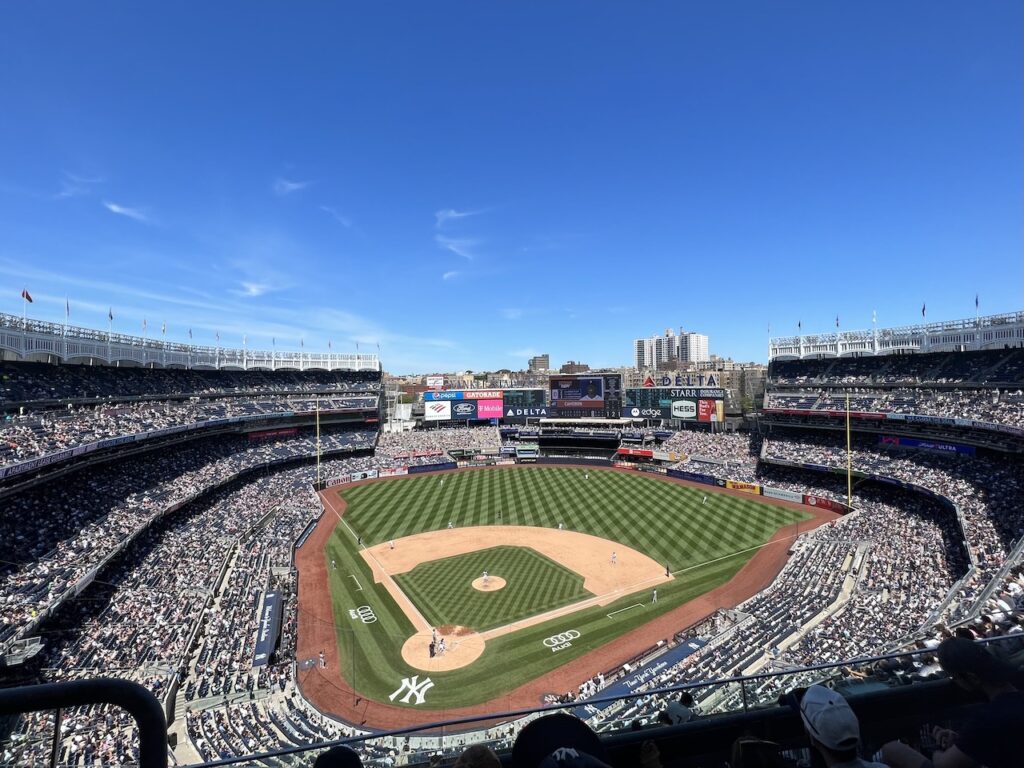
550 375 605 410
502 406 551 420
624 388 726 420
247 427 299 441
424 401 452 421
378 467 409 477
879 435 976 456
726 480 761 494
253 591 283 667
477 399 505 419
617 447 655 458
652 450 684 462
350 470 379 482
666 468 720 486
802 495 851 513
426 376 444 389
762 486 804 504
424 389 504 401
407 462 458 475
572 638 707 719
451 401 478 420
326 475 351 487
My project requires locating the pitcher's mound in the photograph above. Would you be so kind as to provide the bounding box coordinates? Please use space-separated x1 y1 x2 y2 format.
471 576 506 592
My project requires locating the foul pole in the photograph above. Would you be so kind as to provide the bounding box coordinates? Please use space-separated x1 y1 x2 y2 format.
846 391 852 509
316 395 322 488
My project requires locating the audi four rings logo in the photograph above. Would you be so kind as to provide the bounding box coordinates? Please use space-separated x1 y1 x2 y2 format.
348 605 377 624
543 630 580 652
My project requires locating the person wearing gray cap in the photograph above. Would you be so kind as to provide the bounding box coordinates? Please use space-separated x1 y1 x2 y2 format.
799 685 886 768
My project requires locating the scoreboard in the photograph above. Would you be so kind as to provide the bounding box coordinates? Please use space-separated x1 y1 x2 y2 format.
502 389 549 420
548 374 622 419
622 387 725 422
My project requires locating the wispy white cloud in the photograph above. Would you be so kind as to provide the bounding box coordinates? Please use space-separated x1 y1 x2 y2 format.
273 177 311 196
55 171 104 200
435 234 479 260
509 347 540 359
500 307 524 320
319 206 353 228
102 200 151 223
434 208 482 228
442 270 460 281
233 281 272 297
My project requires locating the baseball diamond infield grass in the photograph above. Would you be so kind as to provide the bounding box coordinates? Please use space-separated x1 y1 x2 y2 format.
321 467 809 709
394 546 589 631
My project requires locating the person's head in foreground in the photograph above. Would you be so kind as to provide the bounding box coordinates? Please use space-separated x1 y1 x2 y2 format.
454 744 501 768
313 745 363 768
799 685 883 768
512 713 612 768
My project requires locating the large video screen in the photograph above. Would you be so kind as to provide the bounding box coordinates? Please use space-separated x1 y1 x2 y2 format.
547 374 622 418
550 376 605 410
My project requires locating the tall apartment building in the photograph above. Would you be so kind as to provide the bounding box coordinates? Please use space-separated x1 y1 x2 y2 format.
633 328 710 369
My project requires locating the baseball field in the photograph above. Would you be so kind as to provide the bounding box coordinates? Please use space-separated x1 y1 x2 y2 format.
299 466 814 716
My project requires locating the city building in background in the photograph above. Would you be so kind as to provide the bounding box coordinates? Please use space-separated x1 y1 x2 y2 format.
633 328 710 370
528 354 550 372
559 360 590 374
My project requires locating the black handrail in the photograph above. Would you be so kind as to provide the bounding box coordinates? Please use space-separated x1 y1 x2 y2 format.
0 678 167 768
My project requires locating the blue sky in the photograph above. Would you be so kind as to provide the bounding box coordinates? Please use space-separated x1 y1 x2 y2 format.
1 3 1021 373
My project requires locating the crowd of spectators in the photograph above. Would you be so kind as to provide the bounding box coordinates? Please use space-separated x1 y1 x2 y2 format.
0 361 380 405
0 428 374 649
374 426 501 467
0 394 377 466
765 387 1024 429
761 430 1024 617
768 348 1024 388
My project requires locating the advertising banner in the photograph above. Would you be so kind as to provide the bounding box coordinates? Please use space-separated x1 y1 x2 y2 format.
326 475 351 487
451 401 478 420
477 399 505 419
671 400 697 419
762 486 803 504
424 401 452 421
726 480 760 494
407 462 457 474
253 591 283 667
879 435 976 456
803 495 850 514
666 468 720 486
350 470 379 482
426 376 444 389
503 406 550 419
616 447 654 458
424 389 505 401
378 467 409 477
652 451 684 462
698 398 724 423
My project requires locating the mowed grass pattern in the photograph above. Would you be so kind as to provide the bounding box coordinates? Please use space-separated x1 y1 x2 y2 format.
324 467 812 707
341 467 805 572
394 546 588 631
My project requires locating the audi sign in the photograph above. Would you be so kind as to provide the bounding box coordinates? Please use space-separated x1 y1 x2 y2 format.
542 629 580 652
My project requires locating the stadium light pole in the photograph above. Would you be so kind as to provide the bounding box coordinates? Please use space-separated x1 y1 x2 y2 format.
845 392 852 510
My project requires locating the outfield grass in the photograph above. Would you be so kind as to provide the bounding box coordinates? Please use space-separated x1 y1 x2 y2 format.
324 467 808 709
394 545 589 631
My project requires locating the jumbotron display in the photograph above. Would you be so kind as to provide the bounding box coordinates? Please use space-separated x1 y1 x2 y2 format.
548 374 622 418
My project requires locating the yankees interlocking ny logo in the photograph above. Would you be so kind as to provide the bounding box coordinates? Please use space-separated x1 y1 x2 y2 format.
388 675 434 705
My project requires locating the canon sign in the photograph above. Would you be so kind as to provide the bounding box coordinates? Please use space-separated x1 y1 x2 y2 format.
671 400 697 419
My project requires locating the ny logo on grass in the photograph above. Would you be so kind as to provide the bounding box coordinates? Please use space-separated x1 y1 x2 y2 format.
389 675 435 705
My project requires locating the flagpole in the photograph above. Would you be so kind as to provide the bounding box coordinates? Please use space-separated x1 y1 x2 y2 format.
846 391 852 511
